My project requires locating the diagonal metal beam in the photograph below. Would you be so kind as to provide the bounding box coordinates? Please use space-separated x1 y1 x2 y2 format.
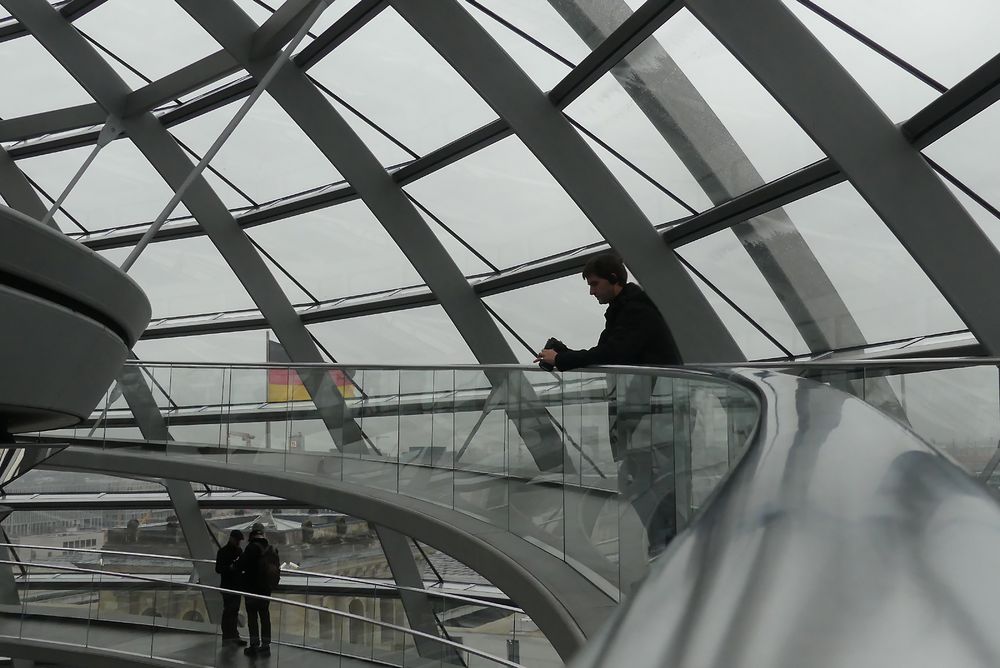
1 0 367 453
685 0 1000 356
0 103 105 142
393 0 742 362
122 50 241 118
552 0 872 355
176 0 569 473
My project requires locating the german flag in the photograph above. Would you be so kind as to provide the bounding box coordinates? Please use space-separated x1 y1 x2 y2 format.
266 338 355 403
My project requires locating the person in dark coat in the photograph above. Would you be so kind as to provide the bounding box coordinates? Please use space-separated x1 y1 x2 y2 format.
214 529 245 646
533 253 681 371
236 528 272 656
534 253 679 554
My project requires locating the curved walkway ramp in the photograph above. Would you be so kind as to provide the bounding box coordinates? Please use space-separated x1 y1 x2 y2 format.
30 362 763 660
570 368 1000 668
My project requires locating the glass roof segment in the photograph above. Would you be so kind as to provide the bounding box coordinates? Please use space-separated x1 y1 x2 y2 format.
317 85 418 167
677 232 810 356
134 330 273 363
781 1 940 122
482 275 608 357
72 0 222 82
308 306 478 365
923 102 1000 217
799 0 1000 89
604 8 825 186
99 237 257 319
564 72 713 214
15 140 193 231
245 200 425 302
579 130 697 225
307 7 500 157
0 34 93 117
166 92 342 205
409 200 501 276
767 182 965 344
685 268 791 360
402 135 602 269
458 0 580 91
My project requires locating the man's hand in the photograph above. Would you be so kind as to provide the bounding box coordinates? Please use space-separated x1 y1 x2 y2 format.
533 348 558 367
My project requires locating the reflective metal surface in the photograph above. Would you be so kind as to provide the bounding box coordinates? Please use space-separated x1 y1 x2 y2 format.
572 368 1000 668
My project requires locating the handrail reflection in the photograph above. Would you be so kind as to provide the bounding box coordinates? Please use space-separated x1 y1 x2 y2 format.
3 557 522 667
1 542 523 614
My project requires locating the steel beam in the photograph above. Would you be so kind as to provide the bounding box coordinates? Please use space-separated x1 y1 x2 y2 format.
392 0 741 362
175 0 568 474
1 0 367 453
685 0 1000 355
0 102 104 142
553 0 871 353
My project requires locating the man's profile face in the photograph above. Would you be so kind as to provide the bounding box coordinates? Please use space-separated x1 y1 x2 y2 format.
586 274 617 304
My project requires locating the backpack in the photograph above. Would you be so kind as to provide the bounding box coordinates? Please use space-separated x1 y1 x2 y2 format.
259 544 281 590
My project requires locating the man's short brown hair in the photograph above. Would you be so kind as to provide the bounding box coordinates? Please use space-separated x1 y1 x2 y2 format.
582 253 627 285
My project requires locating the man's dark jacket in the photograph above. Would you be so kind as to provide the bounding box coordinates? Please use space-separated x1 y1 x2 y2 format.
215 542 242 590
555 283 681 371
236 537 272 595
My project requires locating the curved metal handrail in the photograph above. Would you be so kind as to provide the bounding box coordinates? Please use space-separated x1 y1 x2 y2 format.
569 367 1000 668
1 557 522 667
1 542 523 614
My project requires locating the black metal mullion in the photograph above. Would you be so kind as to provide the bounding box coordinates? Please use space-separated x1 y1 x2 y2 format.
926 156 1000 223
306 74 420 161
795 0 947 94
566 115 699 216
406 193 501 274
246 235 321 304
24 175 89 233
675 254 795 359
462 0 575 68
481 301 536 357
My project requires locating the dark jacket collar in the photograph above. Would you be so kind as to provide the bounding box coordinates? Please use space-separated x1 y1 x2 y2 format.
605 283 642 318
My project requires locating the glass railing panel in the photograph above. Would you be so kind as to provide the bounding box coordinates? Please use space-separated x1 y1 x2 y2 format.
19 571 91 649
454 369 504 475
862 364 1000 478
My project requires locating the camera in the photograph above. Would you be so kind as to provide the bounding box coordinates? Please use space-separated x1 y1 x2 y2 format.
538 337 568 371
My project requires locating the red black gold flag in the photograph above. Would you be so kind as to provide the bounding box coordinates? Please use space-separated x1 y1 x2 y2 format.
266 338 355 402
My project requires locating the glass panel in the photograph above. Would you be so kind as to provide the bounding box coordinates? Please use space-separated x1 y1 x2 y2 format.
579 129 699 225
924 101 1000 216
321 89 418 168
309 306 477 365
864 366 1000 478
4 470 162 495
167 93 342 204
459 0 577 91
99 236 256 319
683 182 965 351
773 182 964 343
573 8 824 195
0 35 93 117
73 0 223 81
799 0 1000 88
308 7 499 156
134 330 271 363
678 230 810 356
404 136 601 268
16 139 191 231
246 200 424 301
483 274 620 360
781 0 939 121
685 269 790 361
